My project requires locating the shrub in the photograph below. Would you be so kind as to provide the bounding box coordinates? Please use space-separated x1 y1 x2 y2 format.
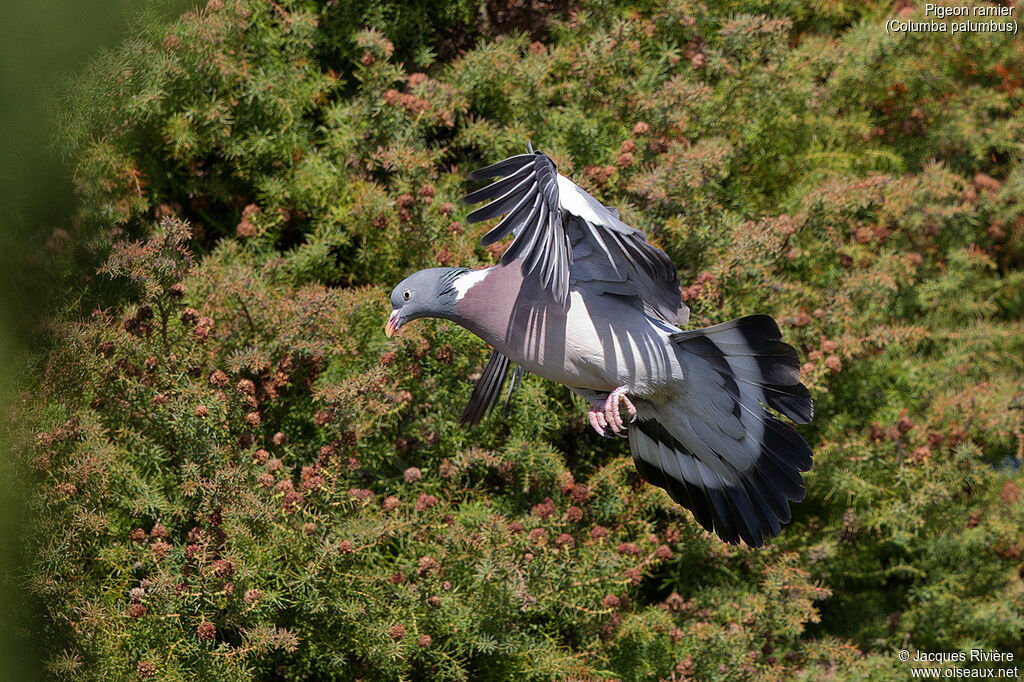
11 0 1024 679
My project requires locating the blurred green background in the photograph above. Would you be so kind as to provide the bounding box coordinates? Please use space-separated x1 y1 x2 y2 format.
0 3 188 677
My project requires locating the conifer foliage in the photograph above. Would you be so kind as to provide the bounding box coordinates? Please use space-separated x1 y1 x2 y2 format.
11 0 1024 679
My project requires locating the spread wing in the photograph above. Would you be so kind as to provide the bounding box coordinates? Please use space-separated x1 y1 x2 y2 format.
463 149 686 324
463 152 569 302
565 209 686 326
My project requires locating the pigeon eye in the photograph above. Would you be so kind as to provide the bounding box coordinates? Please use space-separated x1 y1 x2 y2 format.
403 289 411 301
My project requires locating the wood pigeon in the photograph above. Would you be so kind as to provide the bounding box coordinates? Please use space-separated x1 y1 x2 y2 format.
385 147 813 547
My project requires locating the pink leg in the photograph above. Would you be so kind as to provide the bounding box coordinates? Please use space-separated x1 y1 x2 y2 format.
588 407 608 437
604 386 637 434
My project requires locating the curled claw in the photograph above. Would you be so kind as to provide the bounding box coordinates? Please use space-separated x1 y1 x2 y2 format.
588 407 609 438
604 386 636 435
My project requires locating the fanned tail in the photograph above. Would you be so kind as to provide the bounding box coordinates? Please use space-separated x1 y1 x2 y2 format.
628 315 813 547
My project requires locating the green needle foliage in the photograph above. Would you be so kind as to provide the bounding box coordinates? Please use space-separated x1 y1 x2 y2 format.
8 0 1024 679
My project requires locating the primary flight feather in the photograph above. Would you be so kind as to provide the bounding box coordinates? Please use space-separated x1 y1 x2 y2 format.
385 148 813 547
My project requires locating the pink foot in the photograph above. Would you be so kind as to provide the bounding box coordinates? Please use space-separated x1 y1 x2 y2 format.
588 407 608 437
604 386 636 435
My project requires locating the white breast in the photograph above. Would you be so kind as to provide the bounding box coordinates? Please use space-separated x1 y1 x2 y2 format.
516 290 678 394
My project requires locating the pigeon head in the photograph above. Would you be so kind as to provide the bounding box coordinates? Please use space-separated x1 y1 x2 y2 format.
385 267 468 337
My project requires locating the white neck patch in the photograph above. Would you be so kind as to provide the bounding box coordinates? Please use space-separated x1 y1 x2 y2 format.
453 268 490 301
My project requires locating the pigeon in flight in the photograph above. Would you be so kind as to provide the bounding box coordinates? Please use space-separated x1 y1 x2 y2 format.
385 147 813 546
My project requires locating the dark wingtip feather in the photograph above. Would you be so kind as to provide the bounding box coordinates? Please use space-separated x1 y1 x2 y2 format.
735 314 782 344
459 351 511 426
763 416 814 472
762 384 814 424
465 153 534 182
501 365 525 416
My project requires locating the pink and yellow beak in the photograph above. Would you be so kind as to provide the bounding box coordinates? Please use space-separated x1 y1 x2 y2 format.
385 309 401 338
